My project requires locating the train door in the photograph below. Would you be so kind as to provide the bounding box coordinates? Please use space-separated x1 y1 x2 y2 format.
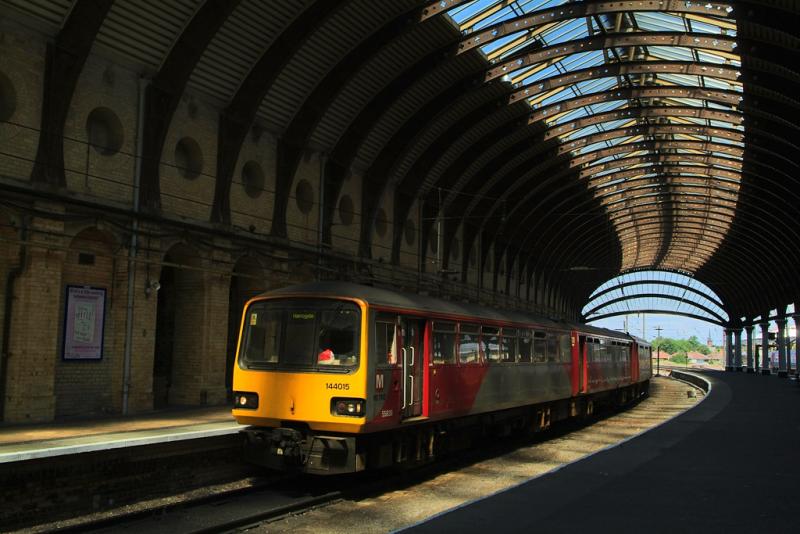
578 336 588 394
400 317 424 418
631 343 639 383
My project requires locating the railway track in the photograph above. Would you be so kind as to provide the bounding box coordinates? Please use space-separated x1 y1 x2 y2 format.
20 375 703 534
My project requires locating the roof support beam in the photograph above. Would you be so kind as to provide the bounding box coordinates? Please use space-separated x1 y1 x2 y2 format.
30 0 113 187
211 1 342 227
137 0 240 213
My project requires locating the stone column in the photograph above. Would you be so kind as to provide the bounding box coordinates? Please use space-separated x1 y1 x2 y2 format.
733 328 743 371
760 322 771 375
794 314 800 377
777 317 788 377
724 328 734 371
745 325 755 373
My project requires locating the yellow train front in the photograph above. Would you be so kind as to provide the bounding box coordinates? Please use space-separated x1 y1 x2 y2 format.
232 285 373 474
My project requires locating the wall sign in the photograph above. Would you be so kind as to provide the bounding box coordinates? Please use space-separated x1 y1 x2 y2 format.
62 285 106 360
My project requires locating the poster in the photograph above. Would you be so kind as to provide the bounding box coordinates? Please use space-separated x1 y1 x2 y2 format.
62 286 106 360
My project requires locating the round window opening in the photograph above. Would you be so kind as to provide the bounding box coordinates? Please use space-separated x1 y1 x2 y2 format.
295 179 314 214
404 219 416 246
86 107 124 156
0 72 17 123
375 208 388 238
242 161 265 199
175 137 203 180
338 195 354 226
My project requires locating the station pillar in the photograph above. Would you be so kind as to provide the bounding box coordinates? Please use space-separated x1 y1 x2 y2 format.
793 314 800 377
760 322 771 375
776 317 788 377
745 325 755 373
733 328 743 371
724 328 734 371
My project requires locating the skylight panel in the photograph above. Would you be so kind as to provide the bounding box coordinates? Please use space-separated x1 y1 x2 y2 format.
559 49 605 71
448 1 489 25
710 119 742 130
696 49 737 64
540 17 588 45
709 135 743 145
634 11 688 32
648 46 695 62
659 72 701 86
685 18 726 34
703 76 741 90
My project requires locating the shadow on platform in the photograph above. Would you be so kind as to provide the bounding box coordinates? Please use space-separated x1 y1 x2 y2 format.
405 371 800 533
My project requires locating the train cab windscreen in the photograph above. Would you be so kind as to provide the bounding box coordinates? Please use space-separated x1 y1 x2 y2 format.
239 299 360 371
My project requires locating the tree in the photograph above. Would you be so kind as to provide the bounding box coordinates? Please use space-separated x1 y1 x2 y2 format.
670 352 688 364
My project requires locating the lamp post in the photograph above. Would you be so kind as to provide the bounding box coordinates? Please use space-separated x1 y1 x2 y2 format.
655 326 663 376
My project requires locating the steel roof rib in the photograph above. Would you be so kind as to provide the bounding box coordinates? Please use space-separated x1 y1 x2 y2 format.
417 0 800 320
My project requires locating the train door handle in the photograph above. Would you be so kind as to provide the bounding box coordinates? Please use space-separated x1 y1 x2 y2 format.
409 346 415 366
409 375 414 405
401 348 408 409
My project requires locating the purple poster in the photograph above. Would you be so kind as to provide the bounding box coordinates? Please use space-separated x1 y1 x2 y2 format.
62 286 106 360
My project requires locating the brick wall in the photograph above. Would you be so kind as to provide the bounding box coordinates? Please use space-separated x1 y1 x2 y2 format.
229 126 276 235
160 95 217 222
287 150 321 245
330 172 360 256
55 227 119 419
63 54 137 207
398 197 420 271
4 208 65 422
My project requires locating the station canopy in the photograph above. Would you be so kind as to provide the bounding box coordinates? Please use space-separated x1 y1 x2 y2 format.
424 0 798 320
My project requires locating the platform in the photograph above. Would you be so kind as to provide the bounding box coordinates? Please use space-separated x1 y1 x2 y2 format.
406 370 800 533
0 406 239 463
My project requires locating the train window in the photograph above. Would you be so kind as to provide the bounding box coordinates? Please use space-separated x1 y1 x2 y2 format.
375 319 398 366
316 307 359 366
559 334 571 362
500 328 515 362
546 335 558 363
482 326 500 362
432 322 457 364
533 331 546 363
242 309 281 364
239 299 360 370
458 324 481 364
518 332 532 362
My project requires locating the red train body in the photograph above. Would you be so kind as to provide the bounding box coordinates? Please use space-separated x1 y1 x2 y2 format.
232 282 652 474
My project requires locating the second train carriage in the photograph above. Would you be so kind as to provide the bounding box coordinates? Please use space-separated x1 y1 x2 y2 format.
232 282 652 474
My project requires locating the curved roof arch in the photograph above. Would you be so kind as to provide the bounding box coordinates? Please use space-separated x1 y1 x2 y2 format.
582 270 730 325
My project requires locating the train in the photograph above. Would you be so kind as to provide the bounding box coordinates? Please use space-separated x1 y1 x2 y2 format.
231 281 652 474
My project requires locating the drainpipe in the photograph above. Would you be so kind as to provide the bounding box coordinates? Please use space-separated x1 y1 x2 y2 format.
0 218 29 421
122 77 147 415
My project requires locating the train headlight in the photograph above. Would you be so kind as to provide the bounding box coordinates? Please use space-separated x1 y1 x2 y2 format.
233 391 259 410
331 398 365 417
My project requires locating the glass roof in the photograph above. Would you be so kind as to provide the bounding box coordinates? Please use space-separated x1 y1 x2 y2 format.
433 0 743 274
583 270 729 324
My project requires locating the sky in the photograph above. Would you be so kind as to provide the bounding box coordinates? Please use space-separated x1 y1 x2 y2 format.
589 313 723 345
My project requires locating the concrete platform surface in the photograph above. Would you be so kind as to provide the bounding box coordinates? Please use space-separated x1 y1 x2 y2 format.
0 406 238 463
405 371 799 533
